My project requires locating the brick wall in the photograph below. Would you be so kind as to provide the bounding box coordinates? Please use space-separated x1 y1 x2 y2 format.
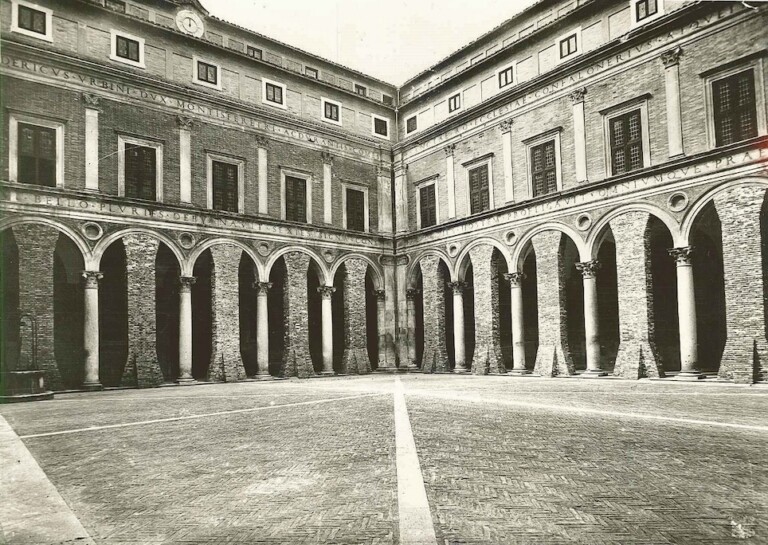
282 252 314 378
208 244 247 382
419 255 450 373
341 259 371 374
468 245 505 374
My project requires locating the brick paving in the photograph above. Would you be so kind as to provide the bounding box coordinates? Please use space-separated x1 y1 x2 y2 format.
1 375 766 544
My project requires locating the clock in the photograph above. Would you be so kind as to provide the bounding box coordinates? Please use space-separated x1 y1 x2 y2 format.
176 10 205 38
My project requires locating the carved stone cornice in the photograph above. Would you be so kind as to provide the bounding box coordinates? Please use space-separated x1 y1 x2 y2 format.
254 281 273 295
499 119 514 133
177 115 194 130
444 144 456 158
575 260 601 279
179 276 196 292
255 134 269 148
668 246 694 265
447 281 467 294
661 46 683 68
568 87 587 105
321 151 334 165
374 289 386 302
405 288 420 301
503 272 525 287
317 286 336 299
81 271 103 289
82 93 101 109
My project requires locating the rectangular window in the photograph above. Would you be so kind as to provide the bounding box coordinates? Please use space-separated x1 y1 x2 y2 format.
124 144 156 201
246 46 262 59
531 140 558 197
17 122 56 187
116 35 140 62
105 0 126 12
373 117 389 137
448 94 461 113
468 164 490 214
712 69 758 147
324 101 340 122
560 33 578 59
382 94 394 106
406 116 417 134
635 0 658 22
419 184 437 228
609 109 644 175
498 66 514 88
212 160 239 213
197 60 218 85
346 188 365 232
355 84 368 97
305 66 319 79
285 176 307 223
17 4 46 35
266 82 283 105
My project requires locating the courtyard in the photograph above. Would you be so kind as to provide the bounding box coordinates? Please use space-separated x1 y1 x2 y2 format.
2 374 767 545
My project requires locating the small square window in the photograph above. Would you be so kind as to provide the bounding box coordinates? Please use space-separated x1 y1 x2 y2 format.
635 0 658 22
246 46 262 59
382 94 394 106
373 117 389 137
498 66 514 88
18 4 46 35
105 0 126 12
560 33 578 59
116 35 140 63
406 116 417 134
12 1 52 41
448 94 461 113
355 84 368 97
324 100 340 122
197 60 218 85
266 82 283 105
305 66 319 79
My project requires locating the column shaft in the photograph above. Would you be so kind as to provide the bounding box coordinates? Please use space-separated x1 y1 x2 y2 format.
501 126 514 203
670 247 703 379
255 287 270 377
569 89 588 183
178 117 193 203
662 48 684 157
319 286 335 375
507 273 528 374
85 108 99 191
376 293 388 367
406 293 418 365
579 266 605 376
257 145 268 214
82 272 102 389
445 146 456 218
452 288 467 372
178 277 195 382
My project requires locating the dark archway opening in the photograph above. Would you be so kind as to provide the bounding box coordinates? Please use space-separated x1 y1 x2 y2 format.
494 249 512 371
463 263 475 368
192 250 213 380
156 244 180 382
54 235 85 388
307 261 323 374
522 247 539 370
647 216 679 372
239 254 258 377
414 267 424 367
596 233 620 373
332 264 346 373
268 257 286 376
1 230 20 374
562 236 585 371
100 241 128 387
365 269 378 370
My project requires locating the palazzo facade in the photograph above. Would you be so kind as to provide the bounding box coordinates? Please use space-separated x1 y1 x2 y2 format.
1 0 767 394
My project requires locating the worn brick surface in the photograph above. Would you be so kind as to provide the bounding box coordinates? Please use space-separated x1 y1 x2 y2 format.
282 252 314 378
531 232 574 377
341 259 372 374
419 256 450 373
468 245 505 375
610 212 663 379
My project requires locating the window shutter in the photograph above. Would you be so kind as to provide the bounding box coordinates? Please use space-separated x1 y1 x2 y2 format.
420 184 436 228
346 189 365 231
469 165 490 214
18 123 56 187
531 140 557 197
212 161 238 213
285 176 307 222
125 144 156 201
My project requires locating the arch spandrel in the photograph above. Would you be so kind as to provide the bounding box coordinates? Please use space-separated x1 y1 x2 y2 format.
405 248 453 289
94 227 186 275
454 238 512 282
511 222 587 270
329 253 384 290
265 245 330 285
187 237 264 280
0 216 93 268
585 203 681 259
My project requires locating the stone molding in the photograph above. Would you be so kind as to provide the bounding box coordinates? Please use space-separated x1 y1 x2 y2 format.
575 260 601 279
81 270 103 289
661 46 683 68
668 246 694 265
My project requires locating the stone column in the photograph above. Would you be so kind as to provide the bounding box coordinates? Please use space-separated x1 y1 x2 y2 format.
468 245 505 374
208 245 246 383
341 260 371 375
714 186 768 383
569 88 588 183
375 289 389 368
611 212 662 379
505 272 528 375
178 116 193 204
178 276 196 383
576 260 606 376
318 286 336 375
448 282 468 373
322 151 333 224
256 135 269 214
420 255 450 373
532 231 574 376
81 271 103 390
668 246 703 380
500 120 514 203
405 289 419 366
83 94 100 191
121 234 164 388
388 256 403 369
283 252 314 378
377 166 393 234
661 47 684 158
444 144 456 219
254 281 272 378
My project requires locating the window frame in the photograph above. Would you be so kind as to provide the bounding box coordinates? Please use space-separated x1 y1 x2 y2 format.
110 30 145 68
11 0 53 42
371 114 390 140
341 182 369 233
355 84 368 97
206 153 244 214
630 0 664 28
117 135 163 202
601 97 651 177
246 45 262 60
462 154 495 215
524 128 563 199
8 112 65 187
703 59 766 150
262 78 287 109
192 56 222 90
448 93 462 114
305 66 319 79
280 168 313 224
416 177 439 230
555 28 582 63
320 97 342 126
496 62 516 89
406 115 418 134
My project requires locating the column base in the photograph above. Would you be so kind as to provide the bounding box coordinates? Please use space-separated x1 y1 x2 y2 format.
508 369 531 376
247 373 274 381
672 371 706 381
453 367 469 374
318 370 336 376
581 369 608 378
176 376 197 385
81 381 103 392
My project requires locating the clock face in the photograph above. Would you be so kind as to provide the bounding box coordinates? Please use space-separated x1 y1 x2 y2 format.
175 10 205 38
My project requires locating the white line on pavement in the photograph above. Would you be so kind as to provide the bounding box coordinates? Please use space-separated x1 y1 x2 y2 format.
19 393 387 439
394 377 438 545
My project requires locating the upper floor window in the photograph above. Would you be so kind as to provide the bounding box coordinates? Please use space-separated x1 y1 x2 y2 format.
559 33 578 59
448 94 461 113
344 186 367 232
498 65 514 88
631 0 664 26
11 1 53 42
284 175 308 223
263 78 287 109
531 140 558 197
372 114 390 140
105 0 126 12
17 123 56 187
609 110 644 175
468 164 491 214
305 66 319 79
382 94 394 106
246 46 262 60
712 69 758 147
355 84 368 97
418 182 437 229
321 98 341 125
406 116 417 134
110 31 144 68
193 57 221 90
124 144 156 200
212 160 239 213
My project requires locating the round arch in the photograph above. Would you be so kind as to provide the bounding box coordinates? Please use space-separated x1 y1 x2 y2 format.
329 253 384 290
94 228 185 273
187 237 264 279
265 245 329 285
454 237 513 282
586 203 681 259
680 178 768 245
511 222 587 270
0 216 92 268
405 249 453 289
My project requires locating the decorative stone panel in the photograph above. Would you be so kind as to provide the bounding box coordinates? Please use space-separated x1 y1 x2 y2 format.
207 245 247 382
282 252 314 378
714 186 768 383
468 245 504 374
531 231 574 376
610 212 663 379
420 255 450 373
341 259 371 375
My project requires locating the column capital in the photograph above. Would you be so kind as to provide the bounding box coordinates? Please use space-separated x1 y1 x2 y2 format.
568 87 587 105
503 272 525 287
443 144 456 157
447 281 467 294
668 246 694 266
377 165 388 178
373 289 386 302
82 93 101 109
499 119 514 133
321 151 334 165
317 285 336 299
179 276 196 292
81 270 103 288
405 288 420 301
661 46 683 68
255 134 269 148
254 281 273 295
576 260 601 279
177 115 194 130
